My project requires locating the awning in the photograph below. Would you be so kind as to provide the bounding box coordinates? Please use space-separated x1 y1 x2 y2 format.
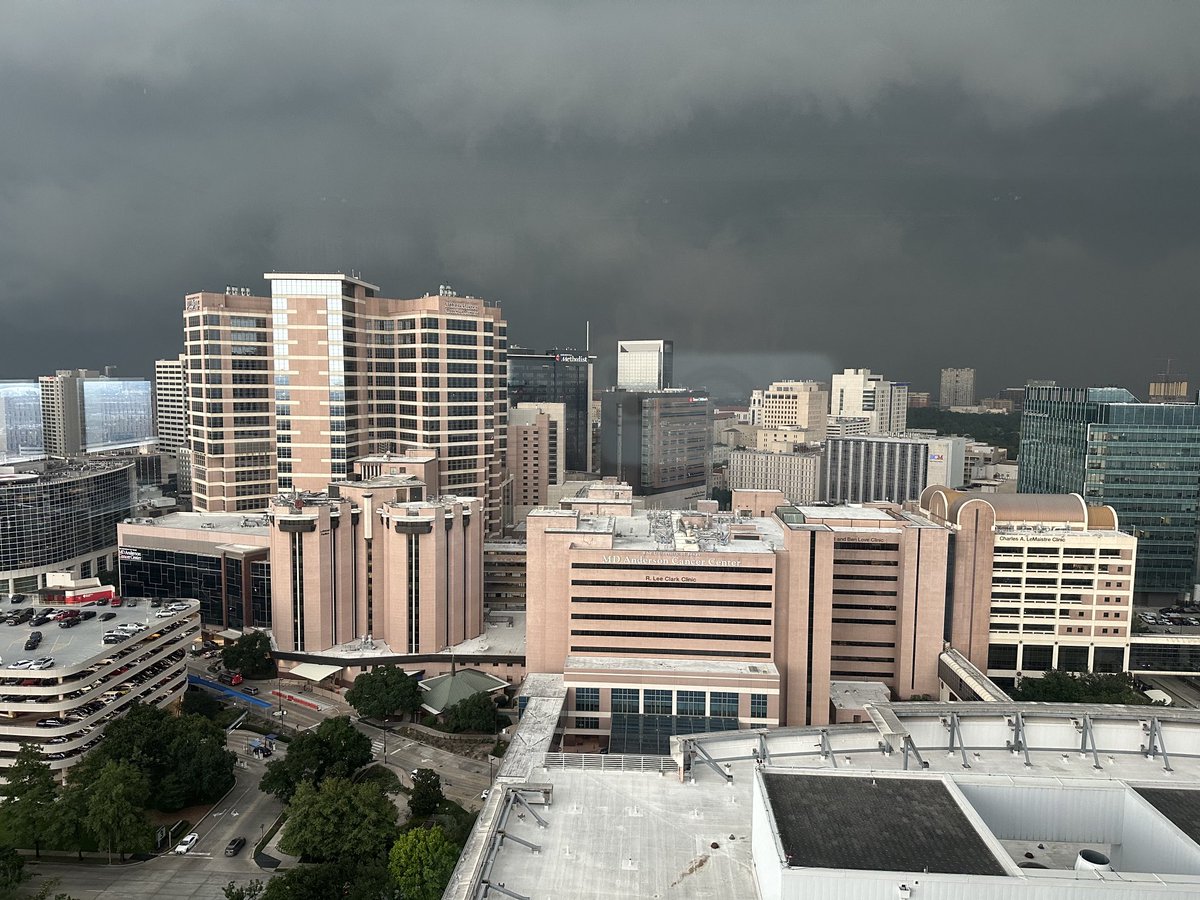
217 629 243 641
287 662 343 682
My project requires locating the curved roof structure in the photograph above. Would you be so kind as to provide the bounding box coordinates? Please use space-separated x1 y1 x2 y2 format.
920 485 1119 530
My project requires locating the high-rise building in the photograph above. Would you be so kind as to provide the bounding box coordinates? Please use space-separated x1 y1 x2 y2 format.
600 389 711 505
907 391 932 408
616 339 673 392
939 367 976 409
727 448 822 504
1149 372 1190 404
507 348 594 472
824 434 966 503
526 484 950 731
184 277 509 533
757 380 828 443
829 368 908 434
1019 385 1200 594
507 404 564 518
0 382 44 464
921 487 1136 684
0 460 136 593
153 355 188 453
38 370 154 457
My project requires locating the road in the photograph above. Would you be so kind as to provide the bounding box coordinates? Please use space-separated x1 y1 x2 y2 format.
1142 675 1200 709
26 743 282 899
360 729 493 809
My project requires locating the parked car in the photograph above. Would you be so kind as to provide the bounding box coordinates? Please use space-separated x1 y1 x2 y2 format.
125 599 138 608
174 833 199 855
30 657 54 670
95 598 109 606
36 718 65 728
23 637 41 652
6 659 32 670
9 594 23 604
217 671 244 686
110 598 123 608
30 615 49 628
58 617 81 629
242 685 260 696
224 837 247 857
99 612 116 622
149 599 162 608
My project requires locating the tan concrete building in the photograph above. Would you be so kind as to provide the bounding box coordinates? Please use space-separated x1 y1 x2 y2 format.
184 277 509 534
267 468 483 655
507 403 564 521
525 482 952 740
758 380 829 442
919 487 1136 684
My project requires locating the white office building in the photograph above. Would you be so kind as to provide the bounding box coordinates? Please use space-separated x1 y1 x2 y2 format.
154 355 187 454
616 340 673 391
830 368 908 434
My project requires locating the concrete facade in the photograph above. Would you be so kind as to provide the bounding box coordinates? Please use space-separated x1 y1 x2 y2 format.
153 355 187 454
728 448 822 504
830 368 908 434
940 366 976 409
920 487 1136 684
758 380 828 443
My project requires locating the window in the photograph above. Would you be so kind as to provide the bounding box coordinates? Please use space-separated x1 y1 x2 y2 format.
644 690 672 716
750 694 767 719
575 687 599 712
710 692 738 718
575 716 600 730
677 690 705 717
611 688 639 714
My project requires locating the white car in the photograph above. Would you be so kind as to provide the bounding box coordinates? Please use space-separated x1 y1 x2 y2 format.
29 657 54 670
155 610 176 619
174 832 199 854
6 659 32 670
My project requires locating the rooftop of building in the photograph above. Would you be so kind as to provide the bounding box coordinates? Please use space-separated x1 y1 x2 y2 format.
353 451 438 465
0 599 198 672
565 655 779 677
0 459 135 486
828 680 892 710
921 485 1121 531
450 699 1200 899
121 511 270 536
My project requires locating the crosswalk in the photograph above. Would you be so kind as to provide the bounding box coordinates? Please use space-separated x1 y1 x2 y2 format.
371 739 385 756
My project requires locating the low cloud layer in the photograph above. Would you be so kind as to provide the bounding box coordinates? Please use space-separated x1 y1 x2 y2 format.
2 2 1198 396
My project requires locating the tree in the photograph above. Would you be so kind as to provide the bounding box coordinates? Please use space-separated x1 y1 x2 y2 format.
1 744 58 857
1012 670 1150 705
443 692 498 734
49 753 102 861
182 688 223 719
277 777 398 864
223 880 265 900
409 768 444 818
261 862 392 900
261 716 371 802
0 845 26 900
388 826 460 900
84 760 153 863
345 666 422 721
222 631 276 680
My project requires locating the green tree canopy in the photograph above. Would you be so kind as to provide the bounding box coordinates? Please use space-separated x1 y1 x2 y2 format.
409 768 444 818
84 760 153 863
345 666 422 721
0 845 26 900
182 687 224 719
260 861 392 900
443 692 498 734
388 826 460 900
222 631 276 680
277 777 398 864
260 716 372 802
48 753 103 861
94 702 236 811
222 880 265 900
1012 670 1150 704
1 744 58 858
905 407 1021 458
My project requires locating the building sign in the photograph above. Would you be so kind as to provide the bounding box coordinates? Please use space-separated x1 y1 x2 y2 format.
599 554 744 568
443 299 482 316
555 354 590 364
1001 534 1068 544
929 453 944 461
119 546 143 562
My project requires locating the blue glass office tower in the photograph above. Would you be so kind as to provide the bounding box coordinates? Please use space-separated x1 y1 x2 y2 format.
1019 385 1200 594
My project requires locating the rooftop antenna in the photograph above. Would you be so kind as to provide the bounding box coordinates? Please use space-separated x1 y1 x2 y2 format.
586 320 590 353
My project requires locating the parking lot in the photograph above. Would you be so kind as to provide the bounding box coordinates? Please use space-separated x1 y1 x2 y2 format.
1136 606 1200 634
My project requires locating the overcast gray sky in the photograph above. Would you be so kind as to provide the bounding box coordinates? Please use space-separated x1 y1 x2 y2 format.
2 2 1198 398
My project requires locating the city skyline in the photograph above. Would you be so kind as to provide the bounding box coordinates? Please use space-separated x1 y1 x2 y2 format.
1 5 1198 397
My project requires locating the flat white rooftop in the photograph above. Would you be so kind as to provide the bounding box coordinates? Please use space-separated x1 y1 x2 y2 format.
124 512 269 536
566 655 778 677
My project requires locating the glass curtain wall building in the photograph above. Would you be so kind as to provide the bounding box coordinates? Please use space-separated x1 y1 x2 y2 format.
1019 385 1200 594
507 348 594 472
0 382 44 464
0 461 136 593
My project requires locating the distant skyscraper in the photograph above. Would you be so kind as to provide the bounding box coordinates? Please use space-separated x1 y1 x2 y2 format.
183 276 508 533
829 368 908 434
154 355 187 453
616 339 673 391
507 348 594 472
1019 384 1200 594
1149 371 1189 404
39 369 154 456
600 388 710 504
0 382 44 464
939 367 976 409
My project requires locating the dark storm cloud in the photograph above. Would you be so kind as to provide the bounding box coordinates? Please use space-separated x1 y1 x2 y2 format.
1 2 1199 397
